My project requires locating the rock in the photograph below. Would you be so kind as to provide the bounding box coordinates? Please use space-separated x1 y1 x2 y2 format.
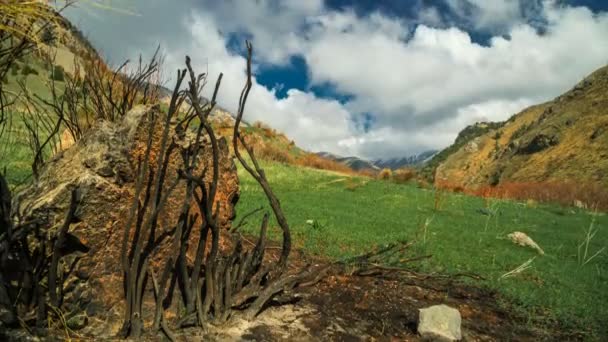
13 105 240 323
66 314 88 330
517 132 560 154
418 304 462 341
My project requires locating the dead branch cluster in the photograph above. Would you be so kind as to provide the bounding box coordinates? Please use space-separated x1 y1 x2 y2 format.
0 175 88 333
11 46 164 181
118 42 322 340
0 1 72 132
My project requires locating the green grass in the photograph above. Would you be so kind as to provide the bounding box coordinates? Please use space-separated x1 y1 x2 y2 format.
236 160 608 339
0 115 36 186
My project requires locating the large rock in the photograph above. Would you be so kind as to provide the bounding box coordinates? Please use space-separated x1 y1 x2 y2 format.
13 105 240 325
418 304 462 341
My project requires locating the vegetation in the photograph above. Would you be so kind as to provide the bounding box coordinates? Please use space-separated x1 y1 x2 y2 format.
421 121 503 181
378 168 392 180
236 159 608 338
435 66 608 203
2 2 607 340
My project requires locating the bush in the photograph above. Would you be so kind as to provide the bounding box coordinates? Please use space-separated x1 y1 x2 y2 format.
473 181 608 211
21 64 39 76
253 121 268 129
255 143 294 164
378 168 392 180
50 65 65 82
392 168 416 184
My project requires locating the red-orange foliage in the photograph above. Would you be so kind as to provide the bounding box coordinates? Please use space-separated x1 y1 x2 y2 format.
393 168 416 184
474 181 608 210
437 179 608 210
296 153 355 174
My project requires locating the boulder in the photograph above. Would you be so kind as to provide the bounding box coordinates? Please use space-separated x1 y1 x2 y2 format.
418 304 462 341
13 104 240 321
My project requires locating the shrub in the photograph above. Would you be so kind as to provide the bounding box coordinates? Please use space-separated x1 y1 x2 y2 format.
263 128 276 139
254 143 294 164
393 168 416 184
50 65 65 81
473 181 608 211
345 179 362 191
416 179 431 189
378 168 392 180
253 121 268 129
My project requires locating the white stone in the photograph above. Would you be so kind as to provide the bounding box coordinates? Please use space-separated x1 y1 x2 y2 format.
418 304 462 341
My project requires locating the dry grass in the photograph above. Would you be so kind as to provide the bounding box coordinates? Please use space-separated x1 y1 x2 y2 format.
392 168 416 184
296 153 354 174
474 181 608 210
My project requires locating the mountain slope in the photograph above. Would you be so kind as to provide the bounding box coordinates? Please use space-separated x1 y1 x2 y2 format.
433 65 608 191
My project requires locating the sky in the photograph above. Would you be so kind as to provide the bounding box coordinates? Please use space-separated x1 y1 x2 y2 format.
63 0 608 159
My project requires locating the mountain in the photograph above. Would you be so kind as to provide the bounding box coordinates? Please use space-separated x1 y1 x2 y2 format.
427 64 608 191
316 150 438 171
373 150 438 170
316 152 379 171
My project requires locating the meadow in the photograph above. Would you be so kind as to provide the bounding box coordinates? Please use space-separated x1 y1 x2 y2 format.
235 160 608 338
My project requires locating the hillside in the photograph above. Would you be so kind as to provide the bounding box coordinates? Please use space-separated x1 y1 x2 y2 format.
430 65 608 204
236 158 608 339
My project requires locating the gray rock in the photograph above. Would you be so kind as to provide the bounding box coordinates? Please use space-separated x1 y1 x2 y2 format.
418 304 462 341
67 314 88 330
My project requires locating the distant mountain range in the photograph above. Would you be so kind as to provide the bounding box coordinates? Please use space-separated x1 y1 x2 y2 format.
316 150 438 171
373 150 438 170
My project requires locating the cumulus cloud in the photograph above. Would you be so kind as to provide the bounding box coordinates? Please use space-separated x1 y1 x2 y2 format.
65 1 608 159
161 12 356 156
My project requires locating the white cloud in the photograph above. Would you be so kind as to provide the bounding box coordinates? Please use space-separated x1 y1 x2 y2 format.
162 13 357 157
69 1 608 159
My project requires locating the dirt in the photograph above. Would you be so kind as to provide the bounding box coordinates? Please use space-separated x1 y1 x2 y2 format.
1 240 559 342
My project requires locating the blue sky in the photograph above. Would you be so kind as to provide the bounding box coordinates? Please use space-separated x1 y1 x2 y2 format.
65 0 608 159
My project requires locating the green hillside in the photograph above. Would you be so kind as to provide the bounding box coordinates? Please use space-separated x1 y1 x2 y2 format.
236 160 608 339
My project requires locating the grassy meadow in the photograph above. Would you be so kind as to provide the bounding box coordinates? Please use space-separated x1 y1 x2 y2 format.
235 160 608 338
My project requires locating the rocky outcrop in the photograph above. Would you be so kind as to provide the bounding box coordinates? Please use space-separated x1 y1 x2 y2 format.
13 105 240 331
516 131 560 155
